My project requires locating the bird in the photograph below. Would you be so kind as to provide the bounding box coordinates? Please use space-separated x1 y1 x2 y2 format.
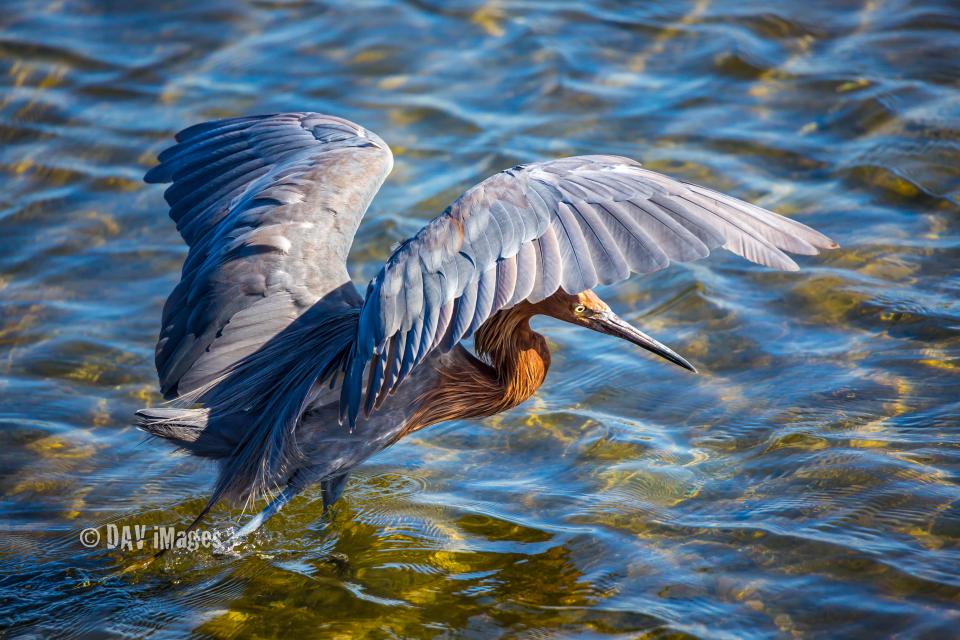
136 112 837 541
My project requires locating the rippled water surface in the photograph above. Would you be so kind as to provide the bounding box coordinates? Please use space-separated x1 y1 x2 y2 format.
2 0 959 637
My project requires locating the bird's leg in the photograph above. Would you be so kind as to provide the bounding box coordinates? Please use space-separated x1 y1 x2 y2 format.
320 472 350 513
226 483 303 547
223 471 349 549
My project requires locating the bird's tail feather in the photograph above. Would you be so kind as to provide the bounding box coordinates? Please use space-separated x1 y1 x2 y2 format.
135 406 246 458
136 406 208 442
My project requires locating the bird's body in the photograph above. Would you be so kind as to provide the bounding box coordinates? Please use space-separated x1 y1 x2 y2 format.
138 112 836 538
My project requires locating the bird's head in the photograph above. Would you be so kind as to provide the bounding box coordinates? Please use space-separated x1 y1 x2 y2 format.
538 289 697 373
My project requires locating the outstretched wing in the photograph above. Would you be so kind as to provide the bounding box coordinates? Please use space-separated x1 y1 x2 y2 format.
146 112 393 398
342 155 835 424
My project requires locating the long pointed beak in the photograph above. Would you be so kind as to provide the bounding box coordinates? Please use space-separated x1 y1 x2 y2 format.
591 311 697 373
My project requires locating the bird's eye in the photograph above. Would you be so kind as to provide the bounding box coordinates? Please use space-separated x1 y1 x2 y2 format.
574 304 586 314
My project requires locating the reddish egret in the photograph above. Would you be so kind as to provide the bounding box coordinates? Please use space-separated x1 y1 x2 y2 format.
137 112 836 539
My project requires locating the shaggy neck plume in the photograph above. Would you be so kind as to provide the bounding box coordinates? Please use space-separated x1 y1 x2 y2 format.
407 302 550 432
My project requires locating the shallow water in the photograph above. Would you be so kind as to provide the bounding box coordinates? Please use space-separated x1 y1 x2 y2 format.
1 0 959 637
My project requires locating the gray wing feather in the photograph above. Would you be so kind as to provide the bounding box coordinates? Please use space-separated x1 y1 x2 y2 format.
341 155 836 425
146 112 393 398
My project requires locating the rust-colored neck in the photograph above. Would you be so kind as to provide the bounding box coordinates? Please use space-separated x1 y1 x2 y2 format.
406 302 550 432
475 302 552 406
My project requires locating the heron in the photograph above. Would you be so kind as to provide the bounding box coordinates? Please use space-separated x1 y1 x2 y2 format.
136 112 836 541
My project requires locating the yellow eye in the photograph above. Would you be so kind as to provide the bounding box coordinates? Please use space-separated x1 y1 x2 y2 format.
574 304 586 314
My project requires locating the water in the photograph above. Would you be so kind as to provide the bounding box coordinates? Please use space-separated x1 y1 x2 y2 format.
1 0 958 637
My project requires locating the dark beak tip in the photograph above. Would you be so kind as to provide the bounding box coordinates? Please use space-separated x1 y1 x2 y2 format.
672 356 697 374
600 312 697 375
